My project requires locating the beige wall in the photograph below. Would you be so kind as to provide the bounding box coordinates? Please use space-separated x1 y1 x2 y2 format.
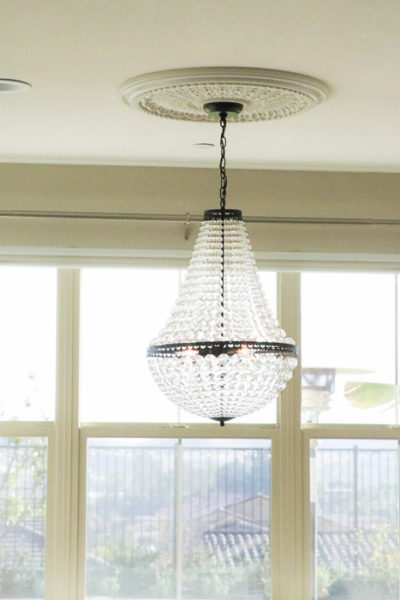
1 163 400 260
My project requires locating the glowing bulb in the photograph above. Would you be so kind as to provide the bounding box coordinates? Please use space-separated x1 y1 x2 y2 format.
236 345 251 356
179 348 199 357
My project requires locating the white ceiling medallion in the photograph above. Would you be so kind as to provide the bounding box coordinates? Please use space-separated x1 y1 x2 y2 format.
120 67 329 122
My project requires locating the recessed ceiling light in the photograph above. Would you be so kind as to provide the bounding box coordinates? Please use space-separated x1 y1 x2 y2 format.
193 142 215 148
0 79 31 93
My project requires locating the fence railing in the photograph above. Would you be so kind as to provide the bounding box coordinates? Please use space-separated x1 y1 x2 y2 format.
0 442 399 583
315 446 398 531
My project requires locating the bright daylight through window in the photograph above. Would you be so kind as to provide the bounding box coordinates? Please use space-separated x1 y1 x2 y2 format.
1 265 400 600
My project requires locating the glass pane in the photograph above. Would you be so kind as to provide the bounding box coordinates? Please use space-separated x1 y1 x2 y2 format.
0 267 57 421
0 437 48 598
81 269 277 424
80 269 180 422
311 439 400 600
85 438 271 599
86 439 177 599
181 439 271 600
302 273 397 424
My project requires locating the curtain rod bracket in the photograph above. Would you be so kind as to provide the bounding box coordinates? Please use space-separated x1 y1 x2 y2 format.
184 212 191 240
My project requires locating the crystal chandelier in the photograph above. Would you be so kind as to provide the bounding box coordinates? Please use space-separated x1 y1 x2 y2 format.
147 101 298 425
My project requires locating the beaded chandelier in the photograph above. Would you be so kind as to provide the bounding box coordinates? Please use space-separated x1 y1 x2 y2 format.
147 101 298 425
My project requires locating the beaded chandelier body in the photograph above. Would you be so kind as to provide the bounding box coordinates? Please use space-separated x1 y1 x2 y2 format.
147 101 298 425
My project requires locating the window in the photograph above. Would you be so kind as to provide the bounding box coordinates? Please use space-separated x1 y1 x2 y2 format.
80 269 277 425
85 439 271 599
310 439 399 599
0 267 57 421
302 273 398 424
2 264 400 600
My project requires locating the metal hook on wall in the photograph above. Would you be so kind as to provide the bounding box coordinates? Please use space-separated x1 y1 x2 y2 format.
184 212 191 240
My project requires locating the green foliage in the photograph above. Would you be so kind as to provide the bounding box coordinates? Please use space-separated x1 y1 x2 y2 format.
327 574 397 599
86 540 272 599
254 546 272 599
85 571 120 597
318 525 399 599
0 438 47 598
183 546 232 598
0 555 44 598
86 541 175 598
0 372 46 420
183 544 271 599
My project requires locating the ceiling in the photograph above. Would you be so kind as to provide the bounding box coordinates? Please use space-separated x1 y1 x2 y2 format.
1 0 400 171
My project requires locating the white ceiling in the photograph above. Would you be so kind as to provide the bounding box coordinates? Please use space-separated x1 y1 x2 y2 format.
1 0 400 171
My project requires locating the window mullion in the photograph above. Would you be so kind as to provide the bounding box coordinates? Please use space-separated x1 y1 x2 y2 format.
47 269 81 600
395 274 399 424
175 439 183 600
275 272 306 599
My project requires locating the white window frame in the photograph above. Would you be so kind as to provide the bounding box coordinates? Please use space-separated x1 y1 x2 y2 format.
1 259 400 600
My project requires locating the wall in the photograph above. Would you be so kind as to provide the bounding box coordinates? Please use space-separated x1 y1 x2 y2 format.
1 163 400 265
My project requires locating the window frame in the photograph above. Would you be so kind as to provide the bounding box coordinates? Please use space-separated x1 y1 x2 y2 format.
2 260 400 600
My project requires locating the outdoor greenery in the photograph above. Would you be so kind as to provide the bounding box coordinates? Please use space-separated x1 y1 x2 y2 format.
86 445 272 598
86 541 271 599
0 437 47 598
2 438 400 600
318 525 399 599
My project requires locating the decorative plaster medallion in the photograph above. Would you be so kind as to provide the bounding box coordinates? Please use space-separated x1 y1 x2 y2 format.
120 67 329 122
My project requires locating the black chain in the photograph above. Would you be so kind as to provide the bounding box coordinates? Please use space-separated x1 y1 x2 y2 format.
219 112 228 341
219 112 227 212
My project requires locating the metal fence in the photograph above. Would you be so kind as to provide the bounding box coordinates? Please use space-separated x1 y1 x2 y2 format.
0 440 47 568
315 446 398 532
86 444 272 560
1 441 399 596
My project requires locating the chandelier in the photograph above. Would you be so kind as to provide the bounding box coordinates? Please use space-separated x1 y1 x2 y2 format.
121 67 328 424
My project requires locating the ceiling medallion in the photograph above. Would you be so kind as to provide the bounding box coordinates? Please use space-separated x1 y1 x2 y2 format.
120 66 328 122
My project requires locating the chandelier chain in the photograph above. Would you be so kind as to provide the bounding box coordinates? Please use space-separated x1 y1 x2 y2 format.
219 113 227 212
219 112 228 341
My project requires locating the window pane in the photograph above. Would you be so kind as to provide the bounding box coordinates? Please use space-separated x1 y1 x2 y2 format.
86 439 177 599
80 269 180 422
181 439 271 600
311 439 399 600
85 438 271 599
81 269 277 424
0 437 48 599
0 267 57 421
302 273 397 424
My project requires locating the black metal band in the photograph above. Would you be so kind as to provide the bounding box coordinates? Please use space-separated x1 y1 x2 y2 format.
147 340 298 358
203 208 243 221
